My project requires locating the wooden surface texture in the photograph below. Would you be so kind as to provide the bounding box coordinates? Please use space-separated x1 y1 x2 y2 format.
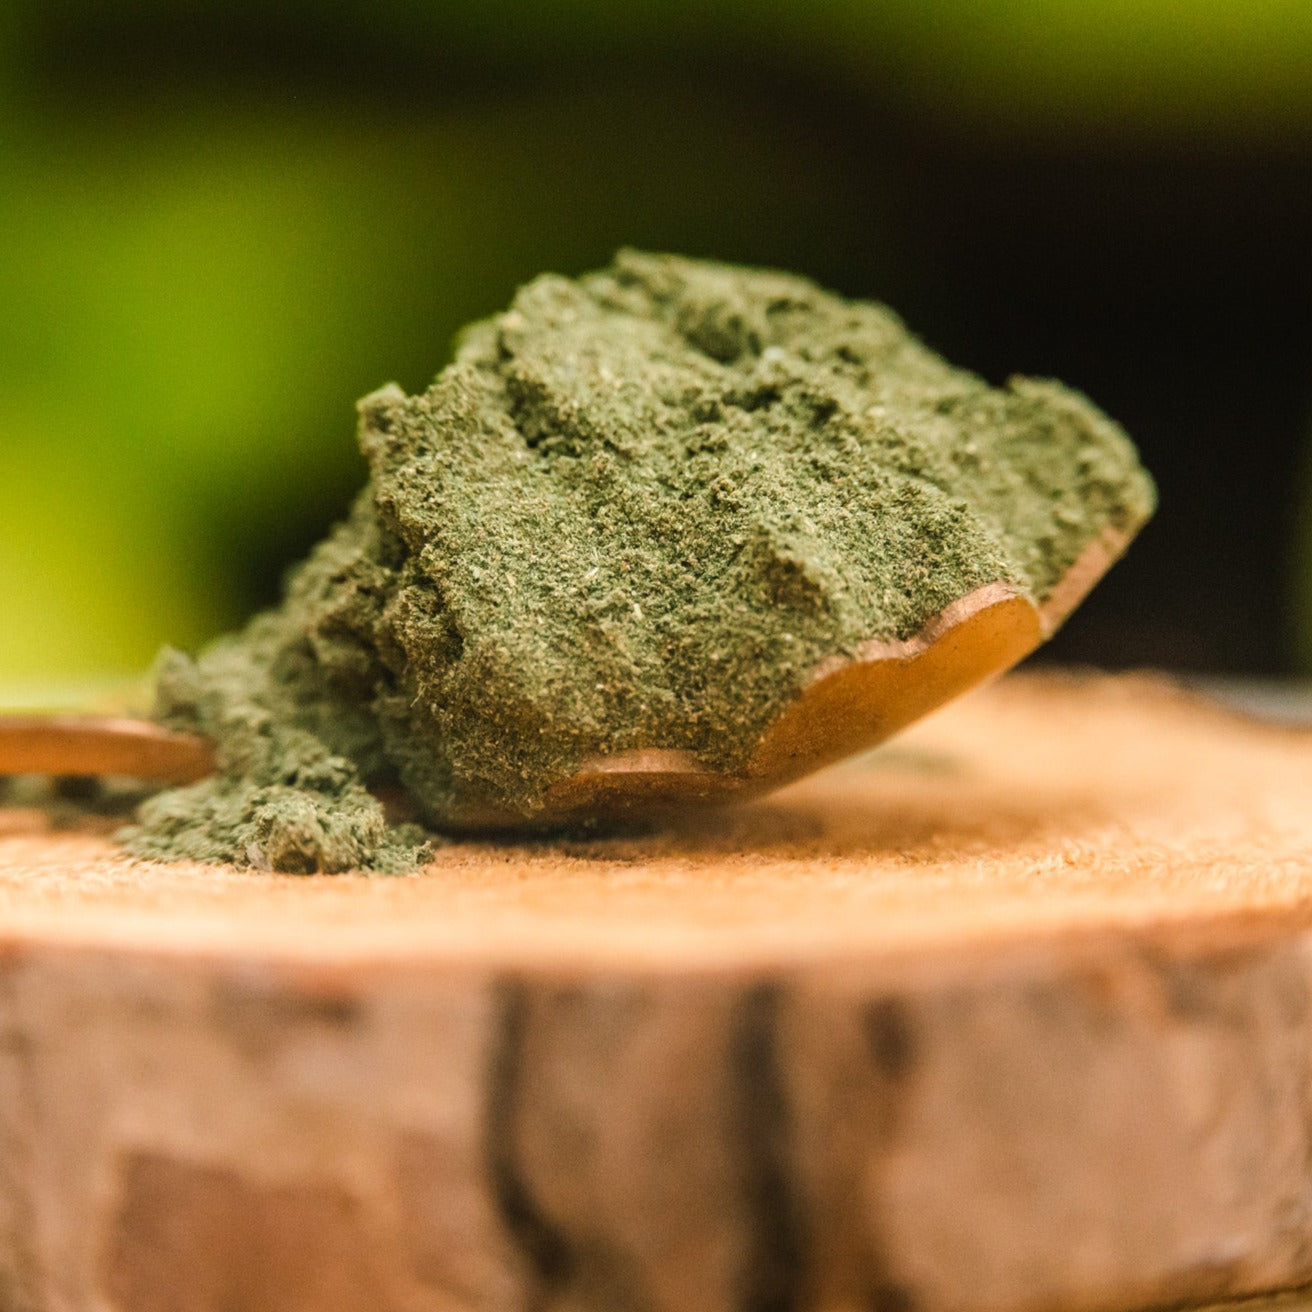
1 672 1312 1312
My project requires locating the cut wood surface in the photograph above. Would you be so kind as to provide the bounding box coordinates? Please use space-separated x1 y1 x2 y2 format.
2 672 1312 1312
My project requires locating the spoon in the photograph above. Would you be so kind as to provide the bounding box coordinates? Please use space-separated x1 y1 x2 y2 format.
453 524 1129 828
0 715 215 786
0 526 1128 829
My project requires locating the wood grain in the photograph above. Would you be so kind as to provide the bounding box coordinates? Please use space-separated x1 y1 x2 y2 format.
1 672 1312 1312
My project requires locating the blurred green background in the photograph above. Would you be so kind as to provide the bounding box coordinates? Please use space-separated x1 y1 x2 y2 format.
3 0 1312 692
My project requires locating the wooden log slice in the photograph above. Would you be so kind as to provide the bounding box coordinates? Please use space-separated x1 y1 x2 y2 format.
1 672 1312 1312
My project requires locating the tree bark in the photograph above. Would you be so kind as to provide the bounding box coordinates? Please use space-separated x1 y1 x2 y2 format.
1 673 1311 1312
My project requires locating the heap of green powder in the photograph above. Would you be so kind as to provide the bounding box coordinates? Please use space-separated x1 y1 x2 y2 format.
124 250 1155 872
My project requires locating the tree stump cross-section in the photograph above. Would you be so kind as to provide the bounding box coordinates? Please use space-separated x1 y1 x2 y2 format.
1 672 1312 1312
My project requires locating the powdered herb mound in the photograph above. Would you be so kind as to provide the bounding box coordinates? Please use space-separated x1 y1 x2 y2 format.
124 250 1155 872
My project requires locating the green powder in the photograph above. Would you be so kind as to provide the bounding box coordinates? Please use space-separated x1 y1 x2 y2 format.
123 250 1155 872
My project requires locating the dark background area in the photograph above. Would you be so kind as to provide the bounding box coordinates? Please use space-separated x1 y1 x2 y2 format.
3 1 1311 687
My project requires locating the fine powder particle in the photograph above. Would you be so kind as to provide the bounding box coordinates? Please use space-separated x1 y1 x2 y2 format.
123 250 1156 872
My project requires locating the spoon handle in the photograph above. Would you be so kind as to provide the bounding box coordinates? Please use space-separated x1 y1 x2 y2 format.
0 716 216 784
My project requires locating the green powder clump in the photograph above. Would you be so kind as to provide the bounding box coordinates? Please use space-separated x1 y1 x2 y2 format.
123 250 1155 872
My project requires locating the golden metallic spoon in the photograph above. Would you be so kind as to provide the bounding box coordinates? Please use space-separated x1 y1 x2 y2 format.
0 715 215 786
451 525 1131 829
0 526 1129 829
